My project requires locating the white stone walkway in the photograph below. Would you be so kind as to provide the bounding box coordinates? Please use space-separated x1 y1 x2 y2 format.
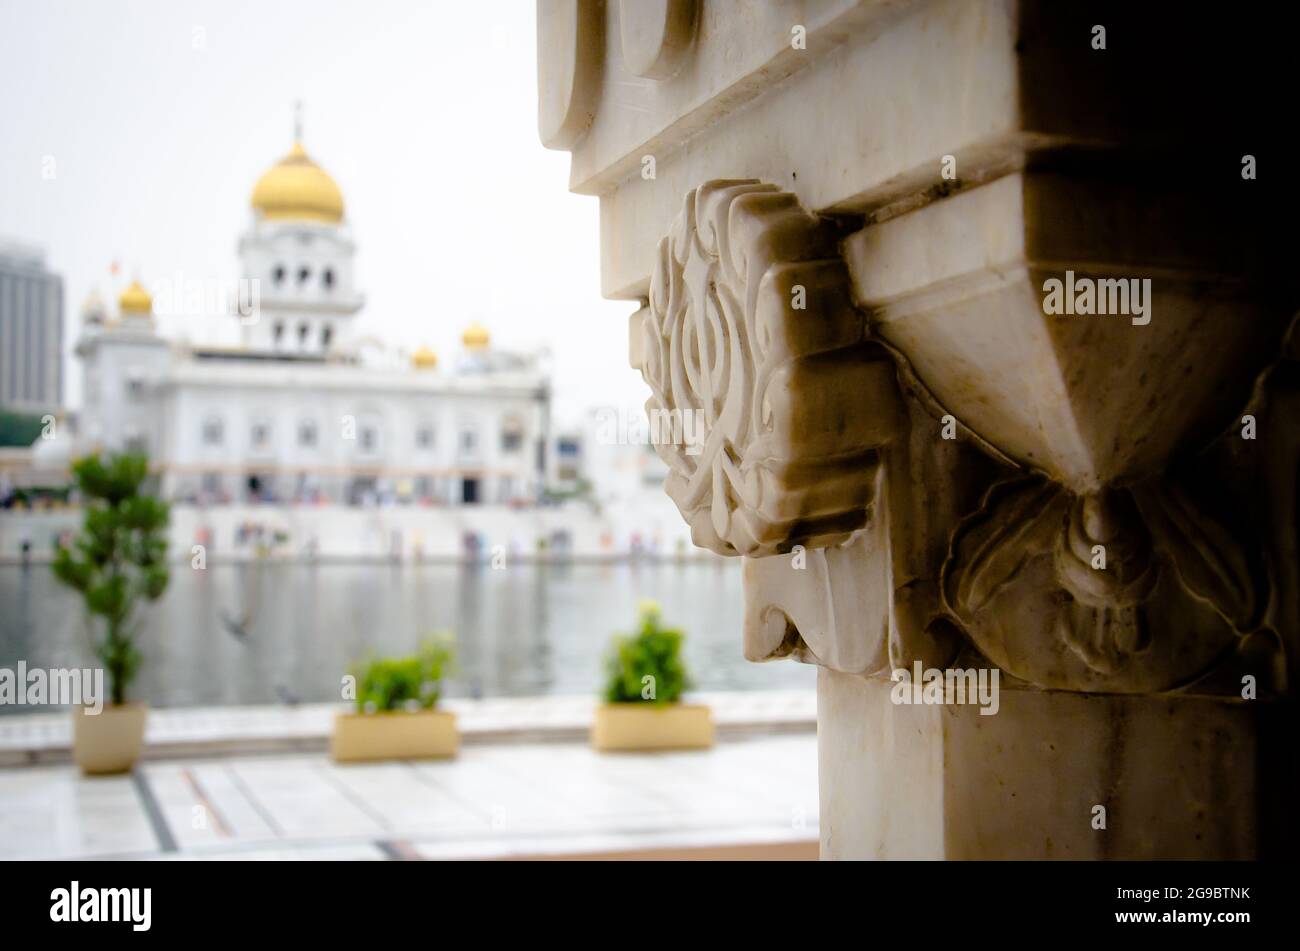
0 690 816 764
0 734 818 860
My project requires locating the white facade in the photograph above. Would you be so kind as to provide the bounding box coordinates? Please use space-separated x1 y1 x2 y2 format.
151 356 549 506
236 217 362 358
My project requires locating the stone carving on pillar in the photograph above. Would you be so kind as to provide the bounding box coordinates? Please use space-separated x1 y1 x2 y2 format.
619 0 697 80
943 477 1266 693
633 180 900 559
631 180 986 675
536 0 604 150
629 175 1295 699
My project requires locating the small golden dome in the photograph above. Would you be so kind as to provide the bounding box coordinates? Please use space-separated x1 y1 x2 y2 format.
462 322 490 350
412 346 439 369
118 280 153 316
250 140 344 223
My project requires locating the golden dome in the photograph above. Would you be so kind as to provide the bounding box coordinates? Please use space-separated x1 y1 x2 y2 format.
250 140 344 223
462 322 490 350
411 346 439 370
118 280 153 316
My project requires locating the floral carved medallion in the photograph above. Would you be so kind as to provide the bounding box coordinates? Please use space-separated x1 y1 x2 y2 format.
942 477 1267 692
634 180 904 557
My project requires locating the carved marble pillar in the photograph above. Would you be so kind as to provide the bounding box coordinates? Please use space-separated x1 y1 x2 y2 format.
538 0 1297 858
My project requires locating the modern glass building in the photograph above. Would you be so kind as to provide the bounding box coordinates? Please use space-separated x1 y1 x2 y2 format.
0 240 63 414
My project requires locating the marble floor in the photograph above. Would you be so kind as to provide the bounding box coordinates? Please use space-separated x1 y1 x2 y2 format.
0 734 818 860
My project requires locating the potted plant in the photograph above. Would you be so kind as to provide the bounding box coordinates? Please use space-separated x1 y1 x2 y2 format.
51 452 170 775
592 602 714 752
332 636 458 762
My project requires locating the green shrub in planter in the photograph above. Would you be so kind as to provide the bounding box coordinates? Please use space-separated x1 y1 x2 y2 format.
351 636 456 712
51 452 170 707
603 601 691 705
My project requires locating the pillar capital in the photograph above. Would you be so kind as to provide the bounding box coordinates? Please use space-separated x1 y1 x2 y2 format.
538 0 1299 858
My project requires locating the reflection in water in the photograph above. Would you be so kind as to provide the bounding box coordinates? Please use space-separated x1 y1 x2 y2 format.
0 560 813 712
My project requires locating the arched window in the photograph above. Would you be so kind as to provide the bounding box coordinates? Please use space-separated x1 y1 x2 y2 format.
321 324 333 348
416 423 435 450
298 322 309 344
298 419 318 448
322 268 335 290
272 264 285 285
347 412 384 458
501 417 524 453
297 265 311 284
201 416 224 446
250 420 273 449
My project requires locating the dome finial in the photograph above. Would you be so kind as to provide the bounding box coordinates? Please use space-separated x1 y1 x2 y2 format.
293 99 304 144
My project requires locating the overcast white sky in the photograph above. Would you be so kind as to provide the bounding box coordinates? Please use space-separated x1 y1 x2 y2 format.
0 0 641 423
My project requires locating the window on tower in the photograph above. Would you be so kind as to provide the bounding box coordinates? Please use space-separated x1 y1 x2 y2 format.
323 268 335 290
272 265 285 285
501 419 524 453
298 265 311 284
